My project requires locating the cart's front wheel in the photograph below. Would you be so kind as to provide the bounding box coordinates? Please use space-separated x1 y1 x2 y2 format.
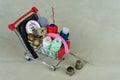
50 65 56 71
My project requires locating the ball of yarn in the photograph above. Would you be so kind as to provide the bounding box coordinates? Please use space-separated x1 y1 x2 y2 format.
37 17 49 27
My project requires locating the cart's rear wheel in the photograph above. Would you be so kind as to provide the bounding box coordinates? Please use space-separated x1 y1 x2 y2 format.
25 55 31 61
25 53 31 61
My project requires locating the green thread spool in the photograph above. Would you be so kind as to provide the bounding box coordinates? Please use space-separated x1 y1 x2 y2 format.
49 38 62 57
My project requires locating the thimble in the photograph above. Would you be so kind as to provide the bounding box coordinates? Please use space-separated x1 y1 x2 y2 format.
32 38 41 48
27 33 35 41
66 66 75 76
75 60 83 70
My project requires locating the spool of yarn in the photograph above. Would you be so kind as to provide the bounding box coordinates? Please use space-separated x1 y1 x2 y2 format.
60 27 69 41
42 36 52 49
37 17 49 27
49 38 62 57
37 28 46 37
47 24 58 33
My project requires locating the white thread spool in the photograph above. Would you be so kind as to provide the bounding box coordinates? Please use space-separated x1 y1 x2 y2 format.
42 36 52 49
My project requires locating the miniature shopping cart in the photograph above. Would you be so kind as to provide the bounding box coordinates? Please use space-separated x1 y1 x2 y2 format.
8 7 85 71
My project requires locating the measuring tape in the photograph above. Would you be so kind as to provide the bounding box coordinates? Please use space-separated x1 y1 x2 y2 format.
26 20 41 34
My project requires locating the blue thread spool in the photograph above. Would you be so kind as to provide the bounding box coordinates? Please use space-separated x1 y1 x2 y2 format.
60 27 69 41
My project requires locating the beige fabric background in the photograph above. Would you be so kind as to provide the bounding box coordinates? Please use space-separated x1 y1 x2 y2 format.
0 0 120 80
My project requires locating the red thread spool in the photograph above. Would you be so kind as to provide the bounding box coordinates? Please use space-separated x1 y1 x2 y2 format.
47 24 58 33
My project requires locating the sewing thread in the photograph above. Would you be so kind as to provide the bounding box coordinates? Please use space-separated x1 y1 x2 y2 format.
47 24 58 33
49 38 62 57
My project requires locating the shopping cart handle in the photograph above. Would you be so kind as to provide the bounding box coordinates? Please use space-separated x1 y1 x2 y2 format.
8 6 38 31
8 24 16 31
31 6 38 12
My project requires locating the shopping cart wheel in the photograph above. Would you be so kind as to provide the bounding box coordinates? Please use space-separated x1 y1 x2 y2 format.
50 65 56 71
62 57 65 60
25 53 31 61
25 55 31 61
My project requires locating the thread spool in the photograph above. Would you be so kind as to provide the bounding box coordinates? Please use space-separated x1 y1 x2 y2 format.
60 27 69 41
37 17 49 27
49 38 62 57
42 36 52 49
46 33 69 55
47 24 58 33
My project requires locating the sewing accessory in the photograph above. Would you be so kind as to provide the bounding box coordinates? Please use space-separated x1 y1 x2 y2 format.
49 38 62 57
27 33 35 41
37 17 49 27
75 60 83 70
32 38 41 48
46 33 69 55
47 24 58 33
66 66 75 76
60 27 69 41
26 20 41 35
37 28 47 37
42 36 52 55
52 7 55 24
42 36 52 49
